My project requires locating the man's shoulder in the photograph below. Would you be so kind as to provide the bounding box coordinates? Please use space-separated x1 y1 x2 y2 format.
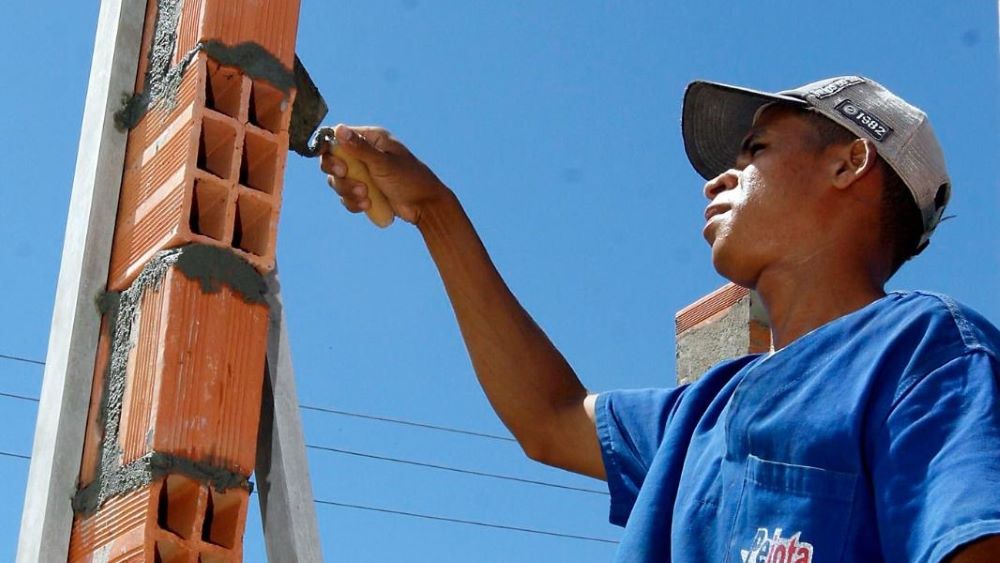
883 291 1000 359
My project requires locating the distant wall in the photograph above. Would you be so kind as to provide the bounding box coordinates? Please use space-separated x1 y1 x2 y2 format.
675 283 771 385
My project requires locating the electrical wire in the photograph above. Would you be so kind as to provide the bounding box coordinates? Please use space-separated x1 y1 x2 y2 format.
299 403 515 442
0 331 625 549
306 444 607 495
0 449 617 545
312 499 619 544
0 353 45 367
0 386 606 497
0 352 517 444
0 391 39 403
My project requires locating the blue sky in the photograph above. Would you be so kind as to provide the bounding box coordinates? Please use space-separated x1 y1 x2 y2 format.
1 1 997 561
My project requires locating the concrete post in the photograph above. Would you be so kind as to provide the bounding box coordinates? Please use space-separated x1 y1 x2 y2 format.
17 1 146 560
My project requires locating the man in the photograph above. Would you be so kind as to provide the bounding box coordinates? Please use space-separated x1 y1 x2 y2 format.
319 76 1000 561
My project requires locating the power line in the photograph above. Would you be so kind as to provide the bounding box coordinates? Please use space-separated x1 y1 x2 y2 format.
0 354 620 548
0 449 616 545
0 353 45 367
0 353 517 444
0 391 39 403
299 403 515 443
0 389 604 497
306 444 607 495
313 499 619 544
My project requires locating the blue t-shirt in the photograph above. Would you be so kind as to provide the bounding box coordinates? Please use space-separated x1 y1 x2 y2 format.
597 291 1000 562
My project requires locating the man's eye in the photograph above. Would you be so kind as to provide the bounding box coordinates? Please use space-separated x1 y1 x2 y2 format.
749 143 766 155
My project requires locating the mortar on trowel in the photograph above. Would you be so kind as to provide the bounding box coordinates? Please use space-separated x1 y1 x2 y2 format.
287 58 394 228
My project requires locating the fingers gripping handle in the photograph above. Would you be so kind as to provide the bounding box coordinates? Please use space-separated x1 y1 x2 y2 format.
309 127 394 228
329 143 395 227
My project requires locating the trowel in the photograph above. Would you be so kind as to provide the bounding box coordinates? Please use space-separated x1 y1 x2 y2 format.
287 57 395 228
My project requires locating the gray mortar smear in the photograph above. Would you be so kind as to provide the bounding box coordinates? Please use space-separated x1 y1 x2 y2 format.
202 40 295 93
116 0 295 130
74 453 252 515
74 244 268 516
289 55 329 156
173 244 268 303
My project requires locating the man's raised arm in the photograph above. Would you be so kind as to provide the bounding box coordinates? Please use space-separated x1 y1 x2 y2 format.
320 124 605 480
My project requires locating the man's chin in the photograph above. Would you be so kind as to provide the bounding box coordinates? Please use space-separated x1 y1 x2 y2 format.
712 258 759 291
710 242 752 287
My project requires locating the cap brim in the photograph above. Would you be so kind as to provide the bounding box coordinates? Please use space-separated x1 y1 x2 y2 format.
682 81 806 180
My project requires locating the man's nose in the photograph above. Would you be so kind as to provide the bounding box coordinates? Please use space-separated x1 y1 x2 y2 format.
703 169 740 200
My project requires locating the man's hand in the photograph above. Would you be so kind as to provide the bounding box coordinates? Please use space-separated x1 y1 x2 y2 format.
318 125 606 480
320 124 451 225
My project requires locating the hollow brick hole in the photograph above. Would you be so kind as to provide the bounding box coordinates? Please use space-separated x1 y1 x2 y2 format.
205 60 243 119
154 538 192 563
157 474 204 540
198 116 238 181
239 130 278 194
232 192 272 256
189 178 229 241
202 488 244 549
248 79 286 133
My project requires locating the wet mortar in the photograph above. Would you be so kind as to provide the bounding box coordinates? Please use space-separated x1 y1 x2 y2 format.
116 0 296 130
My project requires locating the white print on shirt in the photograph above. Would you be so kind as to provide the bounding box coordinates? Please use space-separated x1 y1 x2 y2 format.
739 527 814 563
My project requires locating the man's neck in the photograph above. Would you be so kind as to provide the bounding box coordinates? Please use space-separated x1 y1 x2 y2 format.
755 264 886 350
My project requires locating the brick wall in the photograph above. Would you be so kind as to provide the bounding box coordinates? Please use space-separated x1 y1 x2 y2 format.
675 283 771 385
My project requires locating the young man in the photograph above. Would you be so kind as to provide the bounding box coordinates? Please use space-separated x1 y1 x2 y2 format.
320 76 1000 562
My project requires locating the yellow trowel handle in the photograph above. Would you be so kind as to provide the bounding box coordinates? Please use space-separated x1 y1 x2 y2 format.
328 142 395 228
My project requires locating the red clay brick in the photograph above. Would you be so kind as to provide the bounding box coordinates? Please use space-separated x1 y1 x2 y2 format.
69 484 151 562
78 315 113 489
69 476 248 562
232 188 278 258
189 175 233 242
247 77 292 134
117 261 269 474
675 283 750 334
159 474 207 540
130 0 161 97
205 59 247 122
174 0 302 69
108 51 290 291
240 127 283 194
201 487 250 550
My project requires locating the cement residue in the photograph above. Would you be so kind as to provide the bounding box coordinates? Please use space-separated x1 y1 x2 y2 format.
173 244 268 304
75 244 267 516
74 453 252 514
202 40 295 93
147 452 253 492
116 0 185 129
116 0 295 130
289 56 329 156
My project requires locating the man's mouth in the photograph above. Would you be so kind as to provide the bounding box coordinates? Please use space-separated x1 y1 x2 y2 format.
704 203 731 223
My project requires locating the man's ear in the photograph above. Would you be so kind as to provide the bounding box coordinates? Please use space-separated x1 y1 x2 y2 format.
831 138 878 190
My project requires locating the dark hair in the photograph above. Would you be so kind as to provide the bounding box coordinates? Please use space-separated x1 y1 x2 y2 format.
796 107 924 276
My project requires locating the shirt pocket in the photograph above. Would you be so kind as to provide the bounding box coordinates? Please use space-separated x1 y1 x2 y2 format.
727 455 858 563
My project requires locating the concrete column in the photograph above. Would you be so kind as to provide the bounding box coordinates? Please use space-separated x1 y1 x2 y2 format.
17 1 146 561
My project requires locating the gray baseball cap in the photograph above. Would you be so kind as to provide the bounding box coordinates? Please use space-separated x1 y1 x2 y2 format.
682 76 951 249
